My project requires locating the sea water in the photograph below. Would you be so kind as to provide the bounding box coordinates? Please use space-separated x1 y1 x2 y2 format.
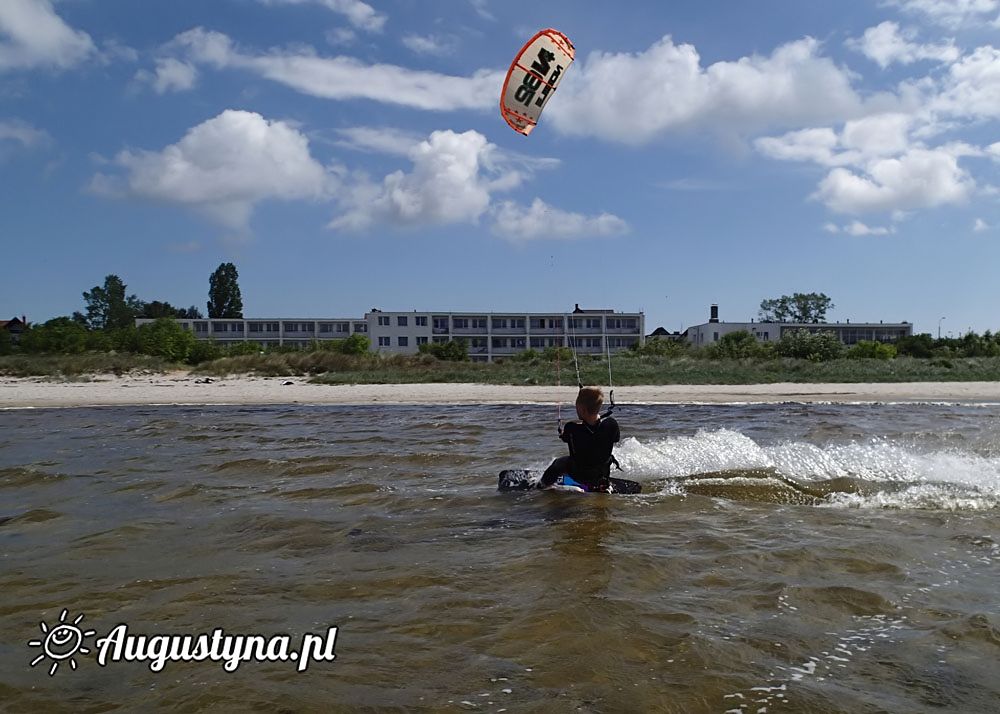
1 403 998 712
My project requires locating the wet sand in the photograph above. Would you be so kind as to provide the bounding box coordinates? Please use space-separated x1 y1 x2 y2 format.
3 373 1000 408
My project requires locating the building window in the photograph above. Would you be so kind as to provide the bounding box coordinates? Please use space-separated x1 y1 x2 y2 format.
378 336 390 347
213 323 228 333
397 316 408 327
511 318 525 329
415 316 427 327
398 336 409 347
713 332 719 341
378 316 390 326
432 336 449 344
249 322 262 332
472 318 487 329
492 318 508 329
353 323 367 333
586 318 602 329
319 323 333 333
453 318 469 329
416 336 428 345
433 317 449 331
194 322 208 333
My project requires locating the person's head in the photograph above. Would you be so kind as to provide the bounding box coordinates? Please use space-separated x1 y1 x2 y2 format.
575 386 604 420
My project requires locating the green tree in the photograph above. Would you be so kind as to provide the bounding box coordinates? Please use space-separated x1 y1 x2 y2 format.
19 317 90 354
82 275 144 330
774 329 843 361
136 317 196 362
759 293 834 323
896 334 934 358
178 305 204 319
208 263 244 318
139 300 182 319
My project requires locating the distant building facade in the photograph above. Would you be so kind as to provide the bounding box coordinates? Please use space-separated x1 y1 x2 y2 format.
686 304 912 346
137 305 645 363
0 316 28 344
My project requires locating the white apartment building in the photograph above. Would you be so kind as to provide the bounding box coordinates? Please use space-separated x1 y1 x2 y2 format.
686 305 913 346
137 305 645 362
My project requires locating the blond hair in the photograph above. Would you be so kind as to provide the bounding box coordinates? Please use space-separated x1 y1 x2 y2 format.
576 386 604 416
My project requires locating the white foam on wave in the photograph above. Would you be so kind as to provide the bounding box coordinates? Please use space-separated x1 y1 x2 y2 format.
615 429 1000 510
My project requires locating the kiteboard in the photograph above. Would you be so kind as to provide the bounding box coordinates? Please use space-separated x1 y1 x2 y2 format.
498 469 641 494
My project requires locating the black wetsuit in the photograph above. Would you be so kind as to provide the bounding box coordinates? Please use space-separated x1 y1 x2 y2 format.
540 416 621 489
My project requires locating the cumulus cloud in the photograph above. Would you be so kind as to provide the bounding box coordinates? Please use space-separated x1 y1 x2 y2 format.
0 0 95 72
973 218 990 232
135 57 198 94
886 0 999 28
848 21 959 68
0 118 49 147
90 110 332 229
258 0 386 32
492 198 628 242
756 114 914 167
814 146 975 214
330 130 506 230
933 46 1000 120
174 28 500 111
547 36 865 145
328 129 590 238
335 126 421 156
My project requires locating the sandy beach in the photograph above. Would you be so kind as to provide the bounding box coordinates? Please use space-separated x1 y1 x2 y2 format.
3 372 1000 408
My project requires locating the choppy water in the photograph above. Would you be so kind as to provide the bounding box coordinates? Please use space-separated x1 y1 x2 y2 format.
1 402 998 713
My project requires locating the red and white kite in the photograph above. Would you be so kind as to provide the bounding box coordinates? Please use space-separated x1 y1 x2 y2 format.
500 29 575 136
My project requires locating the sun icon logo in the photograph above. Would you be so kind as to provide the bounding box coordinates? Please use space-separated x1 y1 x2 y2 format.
28 609 96 676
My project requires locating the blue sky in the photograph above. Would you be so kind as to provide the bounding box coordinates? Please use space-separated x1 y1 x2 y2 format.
2 0 1000 336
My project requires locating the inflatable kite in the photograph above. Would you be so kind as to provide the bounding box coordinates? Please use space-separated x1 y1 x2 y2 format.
500 28 575 136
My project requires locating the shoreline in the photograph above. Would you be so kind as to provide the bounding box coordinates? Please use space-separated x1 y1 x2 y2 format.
4 373 1000 408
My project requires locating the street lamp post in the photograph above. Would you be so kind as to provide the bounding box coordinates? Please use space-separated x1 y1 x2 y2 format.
938 316 946 340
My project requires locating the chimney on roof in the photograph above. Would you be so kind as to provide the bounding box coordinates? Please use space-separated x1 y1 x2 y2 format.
709 304 719 323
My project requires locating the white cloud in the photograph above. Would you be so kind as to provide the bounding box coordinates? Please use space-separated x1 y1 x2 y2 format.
492 198 628 242
844 220 896 236
933 46 1000 120
848 21 959 68
973 218 990 232
90 110 332 229
547 36 866 145
886 0 1000 28
756 128 843 166
258 0 386 32
0 0 95 72
814 146 975 214
135 57 198 94
823 222 840 233
175 28 500 111
330 130 506 230
401 33 457 57
0 118 49 147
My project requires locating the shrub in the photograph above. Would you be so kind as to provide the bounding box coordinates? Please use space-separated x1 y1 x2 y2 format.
418 339 469 361
339 333 370 355
633 337 688 357
896 334 934 358
847 340 897 360
774 329 844 362
188 339 223 365
705 330 769 360
542 345 574 362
